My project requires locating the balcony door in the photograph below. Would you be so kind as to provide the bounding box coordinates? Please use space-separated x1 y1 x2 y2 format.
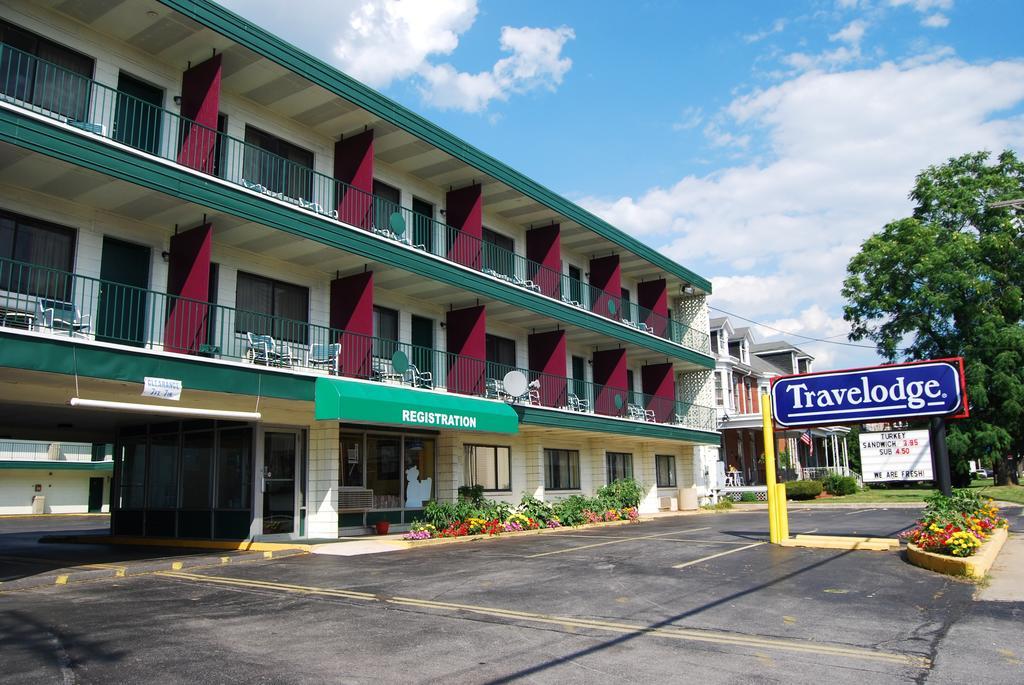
411 315 434 377
97 237 150 347
115 72 163 156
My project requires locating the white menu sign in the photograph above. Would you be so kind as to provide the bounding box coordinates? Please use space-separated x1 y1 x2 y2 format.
859 429 932 482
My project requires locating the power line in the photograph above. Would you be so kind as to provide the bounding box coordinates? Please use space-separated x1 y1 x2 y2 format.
707 305 907 351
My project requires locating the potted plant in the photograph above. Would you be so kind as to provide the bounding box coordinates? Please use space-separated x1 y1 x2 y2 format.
374 520 390 535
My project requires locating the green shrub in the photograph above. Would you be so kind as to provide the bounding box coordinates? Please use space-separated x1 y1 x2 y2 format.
518 494 554 525
479 499 513 523
702 498 733 510
739 491 758 503
597 478 644 509
821 473 858 496
552 494 604 526
785 480 823 500
458 484 486 506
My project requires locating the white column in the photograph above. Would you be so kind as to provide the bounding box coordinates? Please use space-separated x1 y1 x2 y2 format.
523 433 545 500
637 443 659 514
306 421 339 540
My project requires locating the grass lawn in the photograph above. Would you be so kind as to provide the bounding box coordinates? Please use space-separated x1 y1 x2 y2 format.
798 479 1024 505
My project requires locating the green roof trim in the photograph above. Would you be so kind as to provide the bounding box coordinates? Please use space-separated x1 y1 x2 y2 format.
514 406 720 445
0 460 113 470
0 332 314 402
314 377 518 433
158 0 711 294
0 106 713 368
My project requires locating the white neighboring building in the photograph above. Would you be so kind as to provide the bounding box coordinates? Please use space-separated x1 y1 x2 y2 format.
709 318 850 485
0 440 112 514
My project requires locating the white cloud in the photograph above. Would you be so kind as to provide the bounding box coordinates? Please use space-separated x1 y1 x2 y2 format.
581 58 1024 368
889 0 953 11
418 25 575 112
744 18 787 44
220 0 573 112
921 13 950 28
329 0 477 88
830 19 868 47
672 106 704 131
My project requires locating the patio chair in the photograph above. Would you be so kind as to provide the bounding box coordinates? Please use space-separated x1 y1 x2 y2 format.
309 342 340 374
567 393 591 413
403 363 433 389
371 356 402 383
245 333 293 367
485 378 506 400
35 298 90 336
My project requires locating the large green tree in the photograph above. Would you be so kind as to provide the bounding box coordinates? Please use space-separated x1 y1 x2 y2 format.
842 150 1024 486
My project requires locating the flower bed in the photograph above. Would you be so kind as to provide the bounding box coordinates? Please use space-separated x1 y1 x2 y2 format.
403 480 643 541
900 489 1008 558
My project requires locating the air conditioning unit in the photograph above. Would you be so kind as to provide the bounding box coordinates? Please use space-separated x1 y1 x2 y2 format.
659 496 678 512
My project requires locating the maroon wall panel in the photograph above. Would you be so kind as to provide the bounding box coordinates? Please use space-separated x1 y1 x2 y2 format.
331 271 374 378
637 279 669 337
177 54 222 173
164 223 212 354
528 330 567 408
446 305 486 395
335 130 374 229
592 348 627 417
526 224 561 298
445 184 482 269
641 362 675 423
588 255 621 320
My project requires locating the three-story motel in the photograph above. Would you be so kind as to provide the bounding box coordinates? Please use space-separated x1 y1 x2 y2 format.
0 0 720 540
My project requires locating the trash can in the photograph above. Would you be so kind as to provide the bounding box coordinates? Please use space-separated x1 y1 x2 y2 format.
679 486 699 511
31 495 45 514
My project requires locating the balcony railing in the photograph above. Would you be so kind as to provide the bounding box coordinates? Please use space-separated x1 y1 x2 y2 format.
0 439 102 462
0 44 710 356
0 257 715 432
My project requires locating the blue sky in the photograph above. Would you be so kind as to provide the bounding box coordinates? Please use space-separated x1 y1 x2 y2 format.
219 0 1024 369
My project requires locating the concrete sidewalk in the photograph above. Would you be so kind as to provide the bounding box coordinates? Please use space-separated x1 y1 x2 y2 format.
976 532 1024 601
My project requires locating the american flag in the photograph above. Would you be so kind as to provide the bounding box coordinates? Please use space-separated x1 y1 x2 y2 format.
800 430 814 455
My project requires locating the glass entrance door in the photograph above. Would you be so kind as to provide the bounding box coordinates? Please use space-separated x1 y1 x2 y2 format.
263 432 297 535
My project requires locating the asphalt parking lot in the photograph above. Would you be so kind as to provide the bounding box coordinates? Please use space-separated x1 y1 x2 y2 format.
1 506 1022 684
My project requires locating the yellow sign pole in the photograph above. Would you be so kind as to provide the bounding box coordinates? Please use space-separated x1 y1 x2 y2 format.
761 393 788 544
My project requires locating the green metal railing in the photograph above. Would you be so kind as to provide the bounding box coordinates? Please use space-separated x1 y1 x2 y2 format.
0 257 715 430
0 44 710 356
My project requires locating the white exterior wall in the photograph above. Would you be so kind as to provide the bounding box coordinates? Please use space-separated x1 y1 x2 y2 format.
0 470 110 515
306 421 340 539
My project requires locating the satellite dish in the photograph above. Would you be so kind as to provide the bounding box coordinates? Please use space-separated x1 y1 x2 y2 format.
391 350 410 373
502 370 528 398
389 212 406 236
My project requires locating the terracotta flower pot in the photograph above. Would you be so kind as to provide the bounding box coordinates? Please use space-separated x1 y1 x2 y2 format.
374 521 390 535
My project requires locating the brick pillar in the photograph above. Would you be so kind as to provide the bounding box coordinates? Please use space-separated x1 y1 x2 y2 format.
164 223 212 355
330 271 373 378
526 223 561 298
589 255 621 320
335 129 374 228
306 421 340 539
177 54 222 173
445 184 482 270
445 305 486 395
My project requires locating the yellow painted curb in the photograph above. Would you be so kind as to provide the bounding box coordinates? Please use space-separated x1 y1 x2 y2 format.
779 535 897 551
907 527 1009 580
55 535 311 553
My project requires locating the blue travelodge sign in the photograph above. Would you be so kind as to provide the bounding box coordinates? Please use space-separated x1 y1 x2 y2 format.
771 358 968 428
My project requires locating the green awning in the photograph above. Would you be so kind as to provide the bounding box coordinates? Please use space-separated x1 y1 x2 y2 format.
314 377 519 434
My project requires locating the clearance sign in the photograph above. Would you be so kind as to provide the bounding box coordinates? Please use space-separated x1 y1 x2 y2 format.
770 358 968 428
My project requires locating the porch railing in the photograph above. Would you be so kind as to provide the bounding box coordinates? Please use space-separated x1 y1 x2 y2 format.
0 257 716 431
0 43 709 355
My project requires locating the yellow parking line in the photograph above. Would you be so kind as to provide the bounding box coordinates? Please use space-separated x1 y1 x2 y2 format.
525 527 711 558
673 542 765 569
157 569 928 668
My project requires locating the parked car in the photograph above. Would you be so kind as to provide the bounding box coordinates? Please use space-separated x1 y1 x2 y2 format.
973 468 992 479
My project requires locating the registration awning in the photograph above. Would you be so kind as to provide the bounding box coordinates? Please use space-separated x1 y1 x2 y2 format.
314 377 519 434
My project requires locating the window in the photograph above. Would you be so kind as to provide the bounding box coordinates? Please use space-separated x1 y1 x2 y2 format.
482 227 515 278
606 452 633 483
714 372 724 407
373 305 399 358
710 331 719 353
465 445 511 491
0 209 76 299
656 455 677 487
235 271 309 343
243 125 314 201
0 20 94 121
486 333 516 379
544 449 579 490
146 433 178 509
216 428 252 509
